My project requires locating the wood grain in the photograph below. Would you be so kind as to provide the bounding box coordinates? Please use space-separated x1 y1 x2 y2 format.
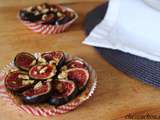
0 1 160 120
0 0 104 7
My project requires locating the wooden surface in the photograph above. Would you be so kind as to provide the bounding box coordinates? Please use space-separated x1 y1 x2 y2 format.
0 0 104 7
0 1 160 120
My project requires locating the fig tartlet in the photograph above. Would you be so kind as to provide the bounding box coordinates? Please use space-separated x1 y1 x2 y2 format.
18 3 78 35
0 51 96 116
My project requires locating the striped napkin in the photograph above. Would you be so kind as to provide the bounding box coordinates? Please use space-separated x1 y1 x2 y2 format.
83 0 160 62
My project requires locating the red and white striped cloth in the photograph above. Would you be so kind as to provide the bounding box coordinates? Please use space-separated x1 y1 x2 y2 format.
19 7 78 35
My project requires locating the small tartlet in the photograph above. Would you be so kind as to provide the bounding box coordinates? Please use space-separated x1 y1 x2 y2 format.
18 3 78 35
0 51 96 116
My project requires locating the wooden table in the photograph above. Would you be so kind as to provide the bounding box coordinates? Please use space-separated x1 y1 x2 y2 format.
0 1 160 120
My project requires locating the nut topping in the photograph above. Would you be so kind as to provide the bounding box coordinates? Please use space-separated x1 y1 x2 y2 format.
18 74 29 80
31 60 37 66
49 60 56 65
47 79 52 82
37 5 42 11
50 8 57 12
22 80 34 85
34 81 43 89
26 6 33 12
58 71 67 79
39 66 48 74
42 8 49 14
34 10 40 16
38 57 47 63
57 12 62 17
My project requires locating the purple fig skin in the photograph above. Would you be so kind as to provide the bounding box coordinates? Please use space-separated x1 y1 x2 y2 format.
67 68 89 91
19 10 42 22
21 82 52 104
5 71 35 94
41 51 65 69
48 79 78 106
14 52 37 71
66 59 87 69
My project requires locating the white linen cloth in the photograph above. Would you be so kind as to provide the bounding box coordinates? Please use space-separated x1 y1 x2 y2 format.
144 0 160 11
83 0 160 62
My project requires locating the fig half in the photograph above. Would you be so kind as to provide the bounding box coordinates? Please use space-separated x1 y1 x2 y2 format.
5 71 34 93
66 59 86 69
41 51 65 69
22 81 52 104
67 68 89 91
48 79 78 106
14 52 36 71
29 64 56 80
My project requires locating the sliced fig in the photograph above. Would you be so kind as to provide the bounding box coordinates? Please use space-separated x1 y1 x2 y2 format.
41 51 65 69
19 10 42 22
49 79 78 106
29 64 56 80
14 52 36 71
57 15 73 25
22 81 52 104
5 71 34 93
67 68 89 91
66 59 86 69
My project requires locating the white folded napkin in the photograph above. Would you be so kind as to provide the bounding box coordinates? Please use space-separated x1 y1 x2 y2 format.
83 0 160 62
